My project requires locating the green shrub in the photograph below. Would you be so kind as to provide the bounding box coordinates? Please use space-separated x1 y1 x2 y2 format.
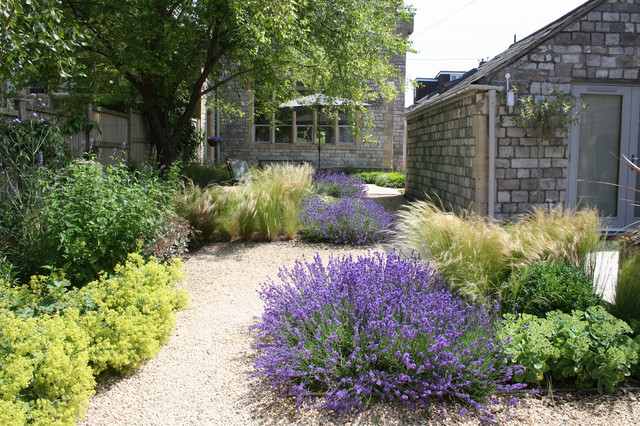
374 172 405 188
356 171 378 184
34 160 180 284
501 306 639 393
396 203 603 300
181 161 230 187
74 253 188 375
501 262 602 316
0 118 72 283
341 166 358 175
0 310 95 424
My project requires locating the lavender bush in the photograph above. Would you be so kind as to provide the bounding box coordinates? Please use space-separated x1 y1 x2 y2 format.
298 195 394 244
252 251 524 416
313 171 367 198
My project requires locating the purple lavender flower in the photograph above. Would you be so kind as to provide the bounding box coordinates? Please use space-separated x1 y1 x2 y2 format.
298 195 394 244
251 251 525 417
313 171 366 198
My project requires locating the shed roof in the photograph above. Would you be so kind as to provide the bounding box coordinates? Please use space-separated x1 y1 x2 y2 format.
408 0 608 114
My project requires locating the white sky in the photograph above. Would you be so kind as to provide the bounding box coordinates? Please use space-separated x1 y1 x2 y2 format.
405 0 587 105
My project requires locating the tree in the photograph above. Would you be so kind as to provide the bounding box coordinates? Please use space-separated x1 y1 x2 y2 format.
1 0 78 86
57 0 412 166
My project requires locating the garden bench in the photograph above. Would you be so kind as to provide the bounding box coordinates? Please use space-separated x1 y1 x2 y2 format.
225 158 250 183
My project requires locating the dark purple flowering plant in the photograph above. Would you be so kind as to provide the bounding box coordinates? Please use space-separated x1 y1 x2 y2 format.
252 251 524 417
312 170 367 198
298 195 395 244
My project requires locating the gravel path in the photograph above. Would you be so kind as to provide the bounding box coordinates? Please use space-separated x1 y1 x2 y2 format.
79 187 640 425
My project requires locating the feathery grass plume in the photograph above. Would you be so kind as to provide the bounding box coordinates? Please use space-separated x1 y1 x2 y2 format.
509 204 603 272
395 201 604 300
174 181 239 241
615 246 640 334
243 163 313 241
395 200 516 299
176 163 313 242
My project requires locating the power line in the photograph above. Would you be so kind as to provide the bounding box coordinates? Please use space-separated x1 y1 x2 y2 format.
411 0 482 39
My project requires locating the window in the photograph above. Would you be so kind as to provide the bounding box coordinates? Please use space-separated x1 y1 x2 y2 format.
253 96 356 145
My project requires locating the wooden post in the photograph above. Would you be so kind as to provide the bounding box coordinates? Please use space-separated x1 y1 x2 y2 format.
15 98 26 121
127 107 133 163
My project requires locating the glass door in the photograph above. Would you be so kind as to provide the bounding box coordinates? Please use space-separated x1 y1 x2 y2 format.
569 85 639 230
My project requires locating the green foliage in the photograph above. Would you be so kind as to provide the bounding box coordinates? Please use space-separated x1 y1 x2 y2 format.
34 159 179 284
74 254 188 375
47 0 411 165
374 172 405 188
0 255 187 424
0 0 78 83
501 262 602 316
512 88 587 143
181 161 231 188
0 272 73 319
502 306 639 393
0 117 73 283
341 166 358 175
395 202 603 299
142 213 194 263
613 245 640 335
0 310 95 425
176 163 313 242
355 171 405 188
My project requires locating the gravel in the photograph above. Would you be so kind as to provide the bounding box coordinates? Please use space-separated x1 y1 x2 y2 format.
79 187 640 425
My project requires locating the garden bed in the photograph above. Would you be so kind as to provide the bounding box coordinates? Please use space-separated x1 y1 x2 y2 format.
79 240 640 425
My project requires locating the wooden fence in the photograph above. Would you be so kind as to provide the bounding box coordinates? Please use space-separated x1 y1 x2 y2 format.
1 99 153 166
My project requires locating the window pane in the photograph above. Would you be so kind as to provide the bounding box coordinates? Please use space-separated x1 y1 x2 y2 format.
275 109 293 144
295 107 313 144
577 94 622 217
319 113 335 144
338 125 355 144
254 125 271 143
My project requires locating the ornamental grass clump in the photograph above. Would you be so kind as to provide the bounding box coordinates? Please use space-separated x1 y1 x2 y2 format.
252 251 524 416
298 195 395 244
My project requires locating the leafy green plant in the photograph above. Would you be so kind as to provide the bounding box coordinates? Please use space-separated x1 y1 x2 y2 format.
34 159 180 284
502 306 639 393
0 310 95 425
0 117 73 281
181 161 230 187
74 253 188 375
374 172 405 188
501 262 602 316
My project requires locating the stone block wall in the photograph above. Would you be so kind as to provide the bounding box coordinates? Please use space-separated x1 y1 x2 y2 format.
476 0 640 220
405 91 485 212
216 52 408 171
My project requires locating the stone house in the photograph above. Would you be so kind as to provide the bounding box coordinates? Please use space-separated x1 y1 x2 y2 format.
207 20 414 172
405 0 640 231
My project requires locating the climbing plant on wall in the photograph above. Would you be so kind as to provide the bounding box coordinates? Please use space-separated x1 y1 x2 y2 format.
512 87 587 203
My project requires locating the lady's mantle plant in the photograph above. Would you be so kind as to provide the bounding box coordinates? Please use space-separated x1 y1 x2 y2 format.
252 251 524 415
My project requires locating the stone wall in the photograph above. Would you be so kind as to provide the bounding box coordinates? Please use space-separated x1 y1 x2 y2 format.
406 0 640 220
405 91 488 213
216 52 408 171
476 0 640 219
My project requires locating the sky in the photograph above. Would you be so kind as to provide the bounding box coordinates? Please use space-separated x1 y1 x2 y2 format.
405 0 587 105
